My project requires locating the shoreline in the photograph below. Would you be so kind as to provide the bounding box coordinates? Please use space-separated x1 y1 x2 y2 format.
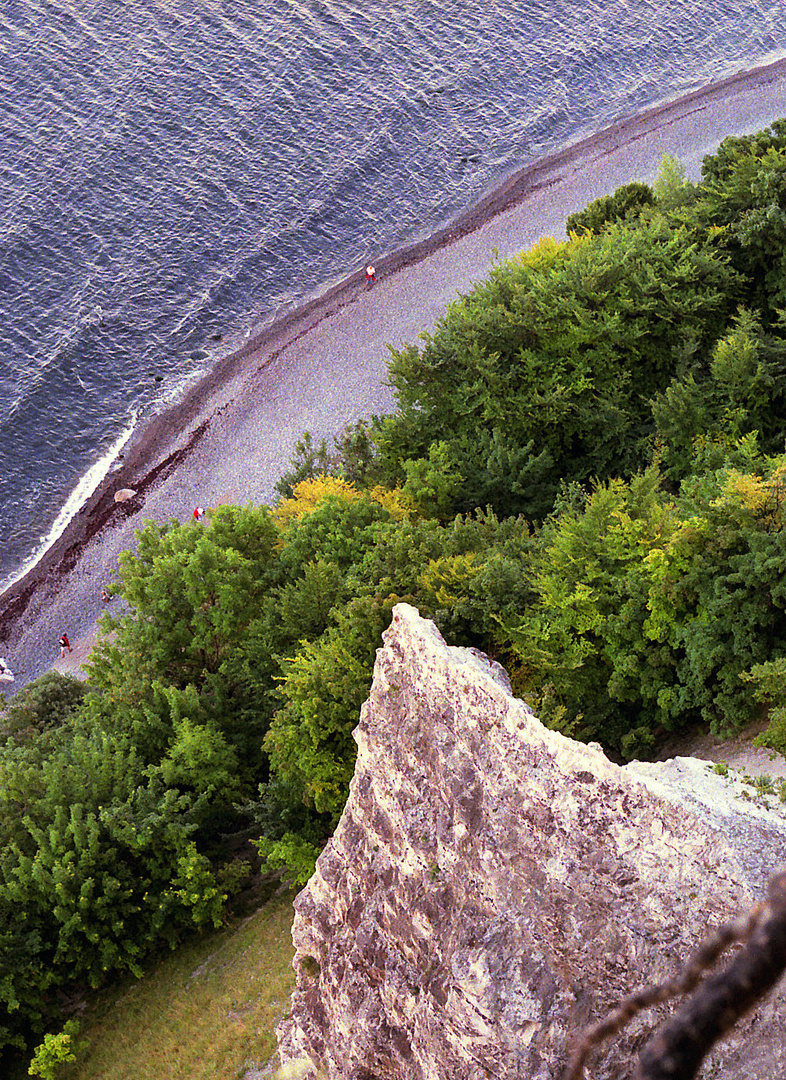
3 54 786 686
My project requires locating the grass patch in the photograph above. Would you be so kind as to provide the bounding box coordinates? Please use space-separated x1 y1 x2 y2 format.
66 890 296 1080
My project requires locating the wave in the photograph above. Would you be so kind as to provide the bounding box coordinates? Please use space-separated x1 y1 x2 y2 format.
0 302 121 425
0 415 138 597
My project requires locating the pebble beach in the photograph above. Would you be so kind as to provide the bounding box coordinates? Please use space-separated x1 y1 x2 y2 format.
4 56 786 691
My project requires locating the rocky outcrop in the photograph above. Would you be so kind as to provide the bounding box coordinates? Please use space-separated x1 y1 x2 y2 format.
277 604 786 1079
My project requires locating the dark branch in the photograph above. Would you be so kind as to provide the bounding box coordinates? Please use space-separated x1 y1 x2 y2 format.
563 866 786 1080
632 867 786 1079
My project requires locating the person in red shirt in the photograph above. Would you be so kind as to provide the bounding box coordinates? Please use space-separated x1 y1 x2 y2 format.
59 633 72 657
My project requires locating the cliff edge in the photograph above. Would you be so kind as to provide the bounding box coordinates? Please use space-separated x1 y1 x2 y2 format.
278 604 786 1079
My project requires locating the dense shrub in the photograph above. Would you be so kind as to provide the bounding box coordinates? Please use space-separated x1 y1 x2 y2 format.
565 179 655 235
375 219 735 520
0 672 86 740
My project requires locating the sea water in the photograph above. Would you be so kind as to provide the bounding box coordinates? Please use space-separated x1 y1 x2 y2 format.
0 0 782 592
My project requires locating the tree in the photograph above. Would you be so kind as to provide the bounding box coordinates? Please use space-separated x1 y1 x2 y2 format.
565 180 655 235
646 450 786 737
695 121 786 318
652 152 695 209
503 468 678 757
264 595 397 825
0 722 225 1056
0 672 86 740
28 1020 85 1080
85 504 281 775
414 507 535 648
274 420 382 498
377 219 734 521
652 309 786 483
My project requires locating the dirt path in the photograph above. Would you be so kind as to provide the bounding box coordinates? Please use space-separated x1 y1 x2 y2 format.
655 721 786 781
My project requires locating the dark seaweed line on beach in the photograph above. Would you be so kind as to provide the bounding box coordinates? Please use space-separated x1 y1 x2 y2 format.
2 54 784 644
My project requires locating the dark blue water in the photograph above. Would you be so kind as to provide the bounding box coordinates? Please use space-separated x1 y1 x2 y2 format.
0 0 782 591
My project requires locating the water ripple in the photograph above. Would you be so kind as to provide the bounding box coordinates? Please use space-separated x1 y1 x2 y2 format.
0 0 781 586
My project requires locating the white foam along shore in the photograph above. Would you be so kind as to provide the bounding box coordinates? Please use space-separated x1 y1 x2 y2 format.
0 417 138 598
0 349 221 600
4 55 786 687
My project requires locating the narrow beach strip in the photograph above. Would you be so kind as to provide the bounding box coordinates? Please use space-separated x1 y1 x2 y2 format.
4 56 786 687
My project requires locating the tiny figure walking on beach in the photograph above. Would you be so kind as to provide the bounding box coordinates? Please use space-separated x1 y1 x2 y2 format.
101 586 111 603
365 264 376 286
59 633 72 657
193 506 205 521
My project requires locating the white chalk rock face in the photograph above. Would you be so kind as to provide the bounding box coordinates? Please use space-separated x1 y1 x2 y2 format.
277 604 786 1079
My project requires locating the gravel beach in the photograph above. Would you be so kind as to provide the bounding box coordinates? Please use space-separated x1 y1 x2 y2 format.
4 56 786 690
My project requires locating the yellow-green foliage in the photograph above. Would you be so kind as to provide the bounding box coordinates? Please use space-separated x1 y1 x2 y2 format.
511 233 573 270
274 475 359 527
418 552 480 608
711 464 786 526
498 446 786 754
28 1021 83 1080
273 475 414 529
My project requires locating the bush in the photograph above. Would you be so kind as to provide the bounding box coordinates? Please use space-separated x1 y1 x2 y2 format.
565 180 655 235
0 672 86 739
28 1020 84 1079
377 219 734 522
254 833 320 888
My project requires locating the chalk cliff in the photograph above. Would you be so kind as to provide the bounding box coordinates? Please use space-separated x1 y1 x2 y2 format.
277 604 786 1079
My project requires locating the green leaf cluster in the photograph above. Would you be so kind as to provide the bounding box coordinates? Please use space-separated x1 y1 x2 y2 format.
0 715 225 1056
503 449 786 757
374 218 734 520
28 1020 85 1080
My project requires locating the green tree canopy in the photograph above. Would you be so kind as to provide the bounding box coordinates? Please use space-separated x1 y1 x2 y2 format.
376 218 734 520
